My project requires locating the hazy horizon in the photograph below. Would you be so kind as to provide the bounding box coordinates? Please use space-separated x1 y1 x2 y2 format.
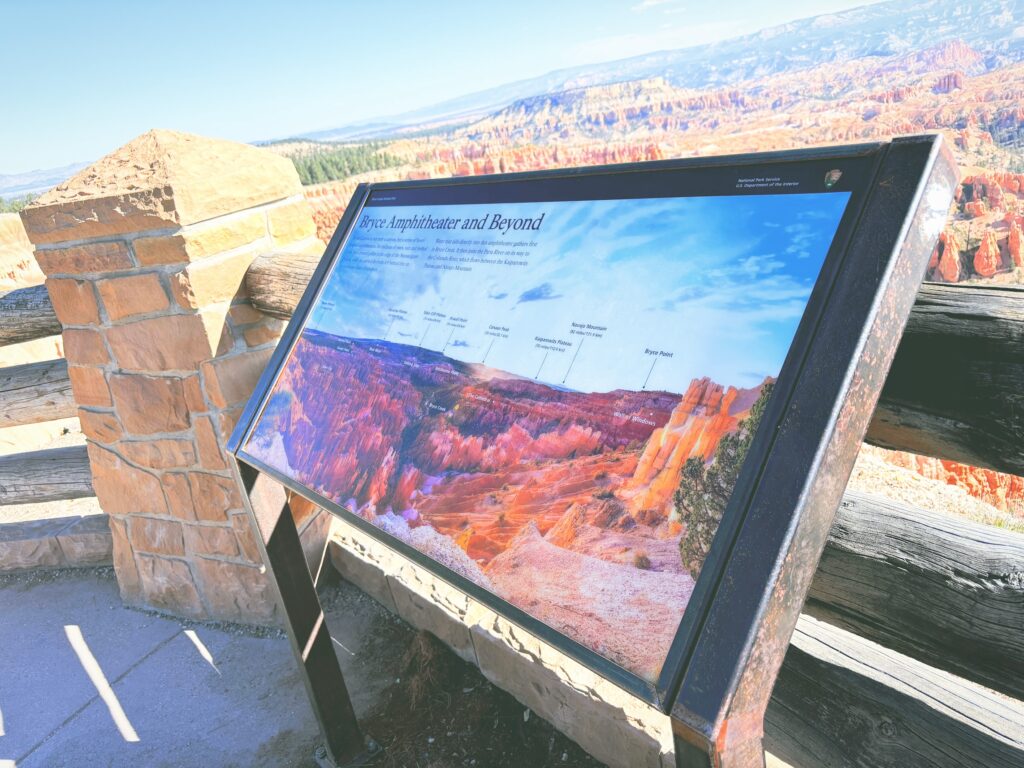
0 0 883 175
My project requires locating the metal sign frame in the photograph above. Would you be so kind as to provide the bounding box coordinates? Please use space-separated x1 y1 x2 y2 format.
228 135 957 766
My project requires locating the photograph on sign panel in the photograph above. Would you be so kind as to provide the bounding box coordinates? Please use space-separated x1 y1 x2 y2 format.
244 191 849 680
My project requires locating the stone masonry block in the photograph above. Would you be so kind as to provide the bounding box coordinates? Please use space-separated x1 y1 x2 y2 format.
192 557 277 624
242 319 284 348
470 615 674 768
328 539 398 613
22 130 301 245
108 374 190 434
163 472 196 522
183 524 240 559
87 443 168 516
109 516 143 602
67 365 111 407
118 438 197 470
230 512 262 563
387 566 477 663
268 200 318 246
136 554 205 618
55 515 114 567
298 507 333 583
0 518 70 572
169 248 258 310
45 278 100 325
201 348 274 409
188 472 242 522
228 302 264 325
106 313 217 372
128 516 186 557
62 328 109 365
135 212 267 267
97 272 169 320
193 415 228 470
78 408 123 444
33 241 133 275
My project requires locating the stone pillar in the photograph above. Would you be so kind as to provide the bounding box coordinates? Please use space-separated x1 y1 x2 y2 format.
21 130 322 623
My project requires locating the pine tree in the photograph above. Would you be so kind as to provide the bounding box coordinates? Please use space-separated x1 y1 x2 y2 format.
674 381 774 579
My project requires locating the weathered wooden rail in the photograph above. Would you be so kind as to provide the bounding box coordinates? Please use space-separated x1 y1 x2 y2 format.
0 284 93 508
242 252 1024 767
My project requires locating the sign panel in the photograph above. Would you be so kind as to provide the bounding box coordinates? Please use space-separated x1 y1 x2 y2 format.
237 151 880 688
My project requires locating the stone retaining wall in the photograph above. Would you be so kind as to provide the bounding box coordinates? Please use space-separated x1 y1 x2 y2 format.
328 518 677 768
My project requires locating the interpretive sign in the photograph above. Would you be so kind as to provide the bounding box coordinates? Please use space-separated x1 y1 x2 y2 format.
230 136 956 766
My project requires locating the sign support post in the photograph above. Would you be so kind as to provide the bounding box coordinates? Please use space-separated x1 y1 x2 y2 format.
231 459 376 768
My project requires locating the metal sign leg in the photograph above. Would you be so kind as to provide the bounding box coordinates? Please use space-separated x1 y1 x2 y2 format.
673 723 766 768
233 459 374 767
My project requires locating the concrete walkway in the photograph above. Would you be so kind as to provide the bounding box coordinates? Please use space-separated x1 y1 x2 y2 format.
0 568 406 768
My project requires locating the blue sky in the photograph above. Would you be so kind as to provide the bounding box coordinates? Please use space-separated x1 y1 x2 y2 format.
0 0 878 174
306 191 850 393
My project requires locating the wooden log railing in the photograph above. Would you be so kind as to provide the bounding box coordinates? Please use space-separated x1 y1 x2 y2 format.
0 284 61 347
810 491 1024 702
0 359 76 428
244 251 1024 767
0 285 92 509
0 446 93 505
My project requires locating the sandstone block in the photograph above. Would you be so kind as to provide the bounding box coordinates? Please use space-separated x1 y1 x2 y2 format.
106 314 215 372
87 443 167 516
194 414 228 470
228 302 264 325
188 472 242 522
218 407 243 443
297 506 333 581
33 241 133 275
0 518 70 571
109 516 143 602
268 200 317 246
78 409 124 443
169 248 257 310
68 365 112 407
199 307 234 357
108 374 190 434
201 348 274 409
137 554 205 618
184 523 240 558
62 328 108 365
182 374 207 412
129 516 185 557
135 212 268 267
56 515 114 566
22 130 301 245
192 556 277 624
97 273 169 320
289 493 319 529
133 235 189 266
230 513 263 563
163 472 196 521
45 278 100 325
242 321 283 347
328 539 398 613
387 565 477 663
118 438 196 470
470 616 673 768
